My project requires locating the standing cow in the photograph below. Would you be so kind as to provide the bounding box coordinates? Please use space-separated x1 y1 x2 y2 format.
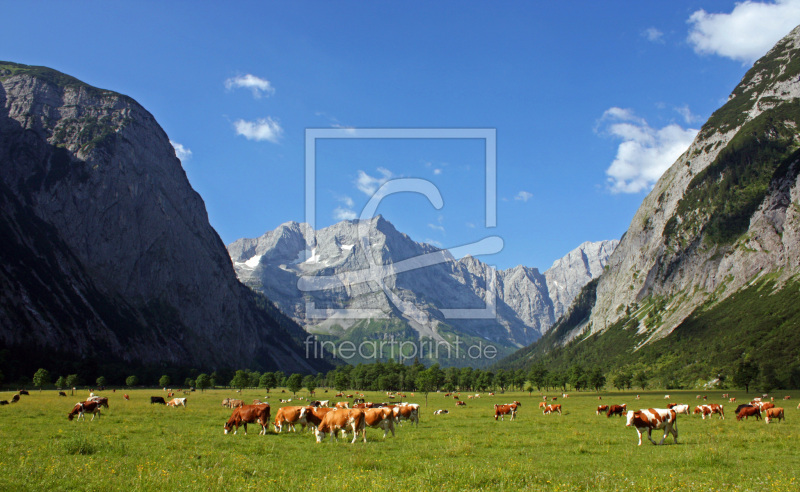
626 408 678 446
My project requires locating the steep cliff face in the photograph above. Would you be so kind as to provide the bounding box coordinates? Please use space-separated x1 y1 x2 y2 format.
0 62 330 377
498 26 800 379
228 214 616 365
589 26 800 339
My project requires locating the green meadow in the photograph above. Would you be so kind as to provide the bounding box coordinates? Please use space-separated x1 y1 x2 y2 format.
0 388 797 491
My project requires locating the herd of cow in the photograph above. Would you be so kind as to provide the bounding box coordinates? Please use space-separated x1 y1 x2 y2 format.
219 398 420 443
53 389 794 446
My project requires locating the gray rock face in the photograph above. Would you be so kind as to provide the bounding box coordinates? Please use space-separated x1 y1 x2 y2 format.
0 62 330 374
228 215 617 355
583 25 800 341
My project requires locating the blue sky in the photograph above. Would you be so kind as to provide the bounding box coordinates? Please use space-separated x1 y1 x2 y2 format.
3 1 800 270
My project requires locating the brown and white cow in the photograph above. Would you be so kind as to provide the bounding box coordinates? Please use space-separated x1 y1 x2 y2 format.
626 408 678 446
455 401 466 406
298 406 334 431
783 396 791 400
224 403 271 435
393 404 419 426
166 398 187 407
314 409 366 444
68 401 101 421
597 405 609 415
735 404 761 421
273 406 307 433
334 401 350 409
606 404 626 417
434 409 449 415
495 403 518 421
694 404 724 419
539 402 547 409
543 404 562 415
764 407 784 424
363 407 395 438
670 404 690 415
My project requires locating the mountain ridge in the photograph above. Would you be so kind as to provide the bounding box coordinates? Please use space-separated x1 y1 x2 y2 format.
496 25 800 385
228 216 617 365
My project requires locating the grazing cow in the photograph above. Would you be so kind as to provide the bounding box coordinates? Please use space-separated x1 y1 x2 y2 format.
68 401 101 421
562 393 569 398
11 394 20 403
670 404 690 415
273 406 307 433
279 399 291 403
543 404 562 415
253 399 265 405
694 404 724 419
607 404 627 417
334 393 343 397
166 398 187 407
722 393 729 399
495 403 518 421
299 406 334 431
335 401 350 409
0 400 8 405
597 405 609 415
314 409 366 444
393 405 419 426
346 394 353 398
123 394 130 401
434 409 449 415
224 404 271 435
625 408 678 446
89 397 109 408
784 396 791 400
551 397 558 401
363 407 395 438
598 396 602 400
729 398 736 403
664 395 670 399
58 391 67 397
150 396 166 405
539 402 547 409
764 407 784 424
636 395 640 400
737 406 761 421
759 402 775 413
18 390 29 396
318 400 330 407
455 401 466 406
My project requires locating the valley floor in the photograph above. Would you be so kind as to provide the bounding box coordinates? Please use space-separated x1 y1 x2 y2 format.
0 388 797 491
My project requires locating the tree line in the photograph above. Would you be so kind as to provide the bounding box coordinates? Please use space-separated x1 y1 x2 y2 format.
16 357 790 395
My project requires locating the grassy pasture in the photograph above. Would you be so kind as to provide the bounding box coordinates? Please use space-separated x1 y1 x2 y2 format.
0 388 798 491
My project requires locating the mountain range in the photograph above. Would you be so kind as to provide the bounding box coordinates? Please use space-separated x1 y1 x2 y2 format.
228 217 616 366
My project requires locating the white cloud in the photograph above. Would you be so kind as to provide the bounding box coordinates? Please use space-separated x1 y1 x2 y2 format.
644 27 664 43
600 108 698 194
465 222 476 229
428 223 445 233
433 168 443 175
169 140 192 162
233 118 283 143
225 74 275 98
515 191 533 202
675 104 701 124
333 207 357 221
424 238 444 248
687 0 800 63
338 195 355 208
355 167 394 196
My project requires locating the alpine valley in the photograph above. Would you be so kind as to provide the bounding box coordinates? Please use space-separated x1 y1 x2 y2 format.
228 216 617 366
498 26 800 389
